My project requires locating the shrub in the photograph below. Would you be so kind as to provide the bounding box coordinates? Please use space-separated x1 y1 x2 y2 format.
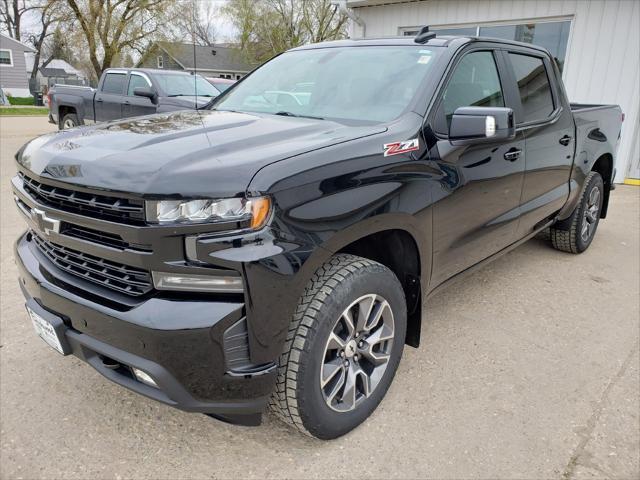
7 96 35 105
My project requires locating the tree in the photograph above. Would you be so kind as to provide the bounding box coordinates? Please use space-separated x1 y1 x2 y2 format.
223 0 348 64
65 0 170 79
170 0 217 46
27 1 70 81
0 0 38 40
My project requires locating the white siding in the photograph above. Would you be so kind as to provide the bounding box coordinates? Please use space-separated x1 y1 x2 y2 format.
352 0 640 181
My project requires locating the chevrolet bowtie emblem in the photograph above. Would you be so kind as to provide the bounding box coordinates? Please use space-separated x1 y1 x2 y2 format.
31 208 61 237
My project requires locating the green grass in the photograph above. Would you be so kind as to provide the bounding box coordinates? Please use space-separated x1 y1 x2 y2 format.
0 107 49 116
7 96 35 105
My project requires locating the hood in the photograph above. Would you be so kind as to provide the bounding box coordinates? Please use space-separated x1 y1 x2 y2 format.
160 96 213 109
17 110 386 197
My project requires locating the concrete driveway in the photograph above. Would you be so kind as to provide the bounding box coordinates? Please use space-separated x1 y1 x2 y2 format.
1 116 638 479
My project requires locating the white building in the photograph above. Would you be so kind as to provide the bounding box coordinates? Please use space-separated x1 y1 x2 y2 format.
341 0 639 184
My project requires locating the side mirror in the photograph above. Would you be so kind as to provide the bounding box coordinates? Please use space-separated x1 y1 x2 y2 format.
449 106 515 144
134 87 157 104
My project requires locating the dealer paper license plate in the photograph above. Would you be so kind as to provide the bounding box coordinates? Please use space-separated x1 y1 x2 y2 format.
27 306 64 354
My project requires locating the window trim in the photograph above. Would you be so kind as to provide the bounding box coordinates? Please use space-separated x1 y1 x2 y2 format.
503 48 563 129
100 71 127 95
430 47 508 137
0 48 14 67
127 72 152 96
157 55 164 69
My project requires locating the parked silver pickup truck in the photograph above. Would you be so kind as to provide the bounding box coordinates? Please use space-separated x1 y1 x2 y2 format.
48 68 224 129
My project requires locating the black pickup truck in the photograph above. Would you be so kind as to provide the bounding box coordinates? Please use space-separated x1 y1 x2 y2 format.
13 31 622 439
48 68 222 129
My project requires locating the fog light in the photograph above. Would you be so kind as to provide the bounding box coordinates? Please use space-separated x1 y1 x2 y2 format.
132 367 158 388
152 272 243 293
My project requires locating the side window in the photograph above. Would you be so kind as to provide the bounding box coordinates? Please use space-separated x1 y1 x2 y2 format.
438 51 504 132
508 53 555 123
127 74 150 96
102 73 126 95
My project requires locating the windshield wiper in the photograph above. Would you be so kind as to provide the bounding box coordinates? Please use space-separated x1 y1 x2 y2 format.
167 94 214 97
274 111 324 120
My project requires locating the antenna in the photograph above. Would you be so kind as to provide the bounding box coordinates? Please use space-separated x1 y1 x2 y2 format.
414 26 436 44
191 0 198 107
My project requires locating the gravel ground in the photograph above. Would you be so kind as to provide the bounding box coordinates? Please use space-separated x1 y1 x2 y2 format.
1 116 638 479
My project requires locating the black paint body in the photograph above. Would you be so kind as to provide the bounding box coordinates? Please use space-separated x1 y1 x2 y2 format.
13 37 622 423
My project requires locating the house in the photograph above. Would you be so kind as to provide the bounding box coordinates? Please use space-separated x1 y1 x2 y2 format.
137 42 253 80
24 54 88 92
337 0 639 183
0 33 35 97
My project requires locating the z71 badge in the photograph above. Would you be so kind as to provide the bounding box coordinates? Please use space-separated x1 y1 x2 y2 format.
383 138 419 157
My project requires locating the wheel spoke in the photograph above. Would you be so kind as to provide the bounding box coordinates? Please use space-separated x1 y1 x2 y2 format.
589 188 600 206
340 364 358 410
325 367 347 405
321 358 344 388
355 295 375 333
327 331 346 351
341 310 355 338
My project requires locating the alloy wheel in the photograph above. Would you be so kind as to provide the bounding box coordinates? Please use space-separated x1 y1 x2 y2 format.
320 294 395 412
63 119 76 129
581 185 600 242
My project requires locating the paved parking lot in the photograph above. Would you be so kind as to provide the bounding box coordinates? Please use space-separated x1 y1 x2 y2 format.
1 116 638 479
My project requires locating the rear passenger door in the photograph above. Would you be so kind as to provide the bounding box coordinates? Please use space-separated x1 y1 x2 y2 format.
504 50 575 238
95 71 127 122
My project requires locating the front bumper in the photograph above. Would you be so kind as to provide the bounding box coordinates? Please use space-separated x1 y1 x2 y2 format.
15 231 277 425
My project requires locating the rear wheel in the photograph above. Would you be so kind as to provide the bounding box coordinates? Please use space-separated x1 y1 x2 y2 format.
61 113 79 130
550 171 604 253
269 254 407 439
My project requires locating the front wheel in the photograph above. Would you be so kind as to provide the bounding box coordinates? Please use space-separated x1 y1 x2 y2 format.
270 254 407 439
550 171 604 253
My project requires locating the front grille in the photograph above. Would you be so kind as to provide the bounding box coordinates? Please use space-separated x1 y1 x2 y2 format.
20 173 145 225
33 234 153 297
61 224 152 252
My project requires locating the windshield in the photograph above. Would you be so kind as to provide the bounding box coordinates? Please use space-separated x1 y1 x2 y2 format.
153 73 220 97
213 46 443 123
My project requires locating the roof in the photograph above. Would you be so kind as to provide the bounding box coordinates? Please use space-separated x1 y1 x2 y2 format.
39 67 71 77
153 42 253 72
294 35 551 55
25 54 84 77
0 33 35 52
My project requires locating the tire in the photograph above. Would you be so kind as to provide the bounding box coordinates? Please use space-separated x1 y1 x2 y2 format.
550 171 604 253
269 254 407 439
60 113 79 130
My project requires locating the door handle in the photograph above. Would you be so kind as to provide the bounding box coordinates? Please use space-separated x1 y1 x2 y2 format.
123 101 130 105
559 135 572 146
504 148 522 161
96 98 103 103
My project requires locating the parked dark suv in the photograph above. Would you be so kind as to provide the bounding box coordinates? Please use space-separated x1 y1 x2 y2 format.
13 30 622 439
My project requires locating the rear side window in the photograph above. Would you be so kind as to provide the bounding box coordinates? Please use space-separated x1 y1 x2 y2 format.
102 73 126 94
439 51 504 131
508 53 555 123
127 74 150 96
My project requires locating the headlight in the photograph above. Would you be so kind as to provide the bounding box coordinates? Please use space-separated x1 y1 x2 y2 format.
146 197 271 229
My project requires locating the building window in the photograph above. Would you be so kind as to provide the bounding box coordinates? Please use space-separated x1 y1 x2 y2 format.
157 55 164 68
399 19 571 72
0 49 13 66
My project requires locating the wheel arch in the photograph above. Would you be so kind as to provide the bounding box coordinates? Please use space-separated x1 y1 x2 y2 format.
591 153 613 218
301 213 430 348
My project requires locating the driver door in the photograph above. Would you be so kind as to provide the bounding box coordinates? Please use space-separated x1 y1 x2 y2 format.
428 48 526 286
